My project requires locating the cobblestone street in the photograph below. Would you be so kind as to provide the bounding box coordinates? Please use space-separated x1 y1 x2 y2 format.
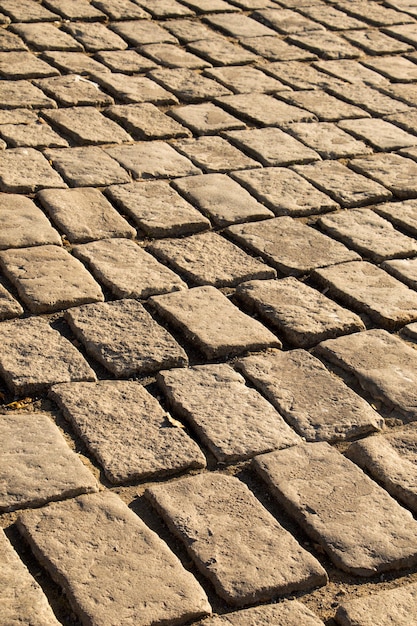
3 0 417 624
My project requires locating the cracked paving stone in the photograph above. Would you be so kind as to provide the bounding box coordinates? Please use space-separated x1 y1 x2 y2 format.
107 142 201 179
111 20 177 46
169 102 246 135
93 0 150 20
35 75 114 107
157 363 300 463
187 35 259 66
227 217 359 276
315 329 417 420
106 180 210 237
174 136 259 172
236 277 365 348
363 55 417 82
318 208 417 262
17 491 211 626
173 173 273 226
65 298 188 377
262 60 346 90
150 67 231 102
105 103 191 140
225 127 319 166
0 412 98 512
0 148 66 193
339 117 417 151
239 35 317 61
91 73 178 105
73 238 186 298
313 260 417 329
37 186 136 243
0 193 61 249
0 0 59 21
148 230 276 287
42 50 110 75
292 160 392 207
0 51 59 79
231 167 338 215
11 22 83 51
254 442 417 575
42 107 132 146
204 12 276 38
49 380 205 484
65 22 128 52
335 582 417 626
44 146 130 187
146 473 327 605
140 43 211 69
0 245 104 314
199 601 325 625
0 121 69 149
253 8 325 34
0 529 61 626
313 59 390 86
217 92 316 126
288 30 360 59
0 316 96 394
327 82 409 116
350 153 417 199
278 90 367 122
238 349 380 441
204 65 289 93
0 28 27 51
375 198 417 237
343 28 414 54
382 257 417 289
43 0 106 20
0 284 23 320
94 50 157 73
284 122 372 159
151 285 281 359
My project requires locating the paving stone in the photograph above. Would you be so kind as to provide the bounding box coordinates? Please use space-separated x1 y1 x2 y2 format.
231 167 339 215
237 277 365 348
181 0 236 12
0 245 104 314
65 299 188 377
381 83 417 108
230 0 273 6
344 28 414 55
73 238 186 298
106 180 210 237
0 121 69 149
93 73 177 105
318 208 417 262
199 601 325 626
262 60 346 90
0 316 96 394
111 20 177 46
204 65 288 94
400 145 417 163
218 92 316 126
37 187 136 243
157 364 300 463
0 193 61 249
225 127 320 166
174 136 259 172
0 28 27 50
0 109 38 124
278 90 366 122
17 491 211 626
1 412 98 512
135 0 194 18
253 8 325 34
335 582 417 626
170 102 246 135
227 217 359 275
382 257 417 290
0 529 61 626
162 18 216 42
0 148 66 193
11 22 83 51
148 231 276 287
285 122 372 159
313 59 391 87
313 260 417 328
43 107 132 146
150 67 231 102
0 283 23 320
204 12 276 38
44 0 107 20
288 30 360 59
350 153 417 199
298 4 367 30
151 285 281 358
107 142 201 180
363 55 417 82
42 50 110 75
188 35 260 67
253 441 417 575
0 51 59 79
66 22 128 52
338 0 414 24
140 43 210 69
327 83 409 116
384 22 417 47
35 75 114 107
50 380 205 484
0 0 59 21
146 472 327 605
339 117 417 151
387 0 417 16
92 0 150 20
45 146 130 187
240 35 317 61
173 173 273 226
375 198 417 237
292 160 392 207
94 50 157 73
0 80 57 110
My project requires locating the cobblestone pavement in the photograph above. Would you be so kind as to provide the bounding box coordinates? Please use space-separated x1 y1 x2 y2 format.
3 1 417 625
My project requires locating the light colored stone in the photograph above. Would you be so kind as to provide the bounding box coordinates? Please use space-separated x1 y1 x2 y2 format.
0 121 68 149
0 193 61 249
94 50 156 73
93 72 178 105
0 147 66 193
0 283 23 320
174 136 259 173
280 90 366 121
0 51 59 79
382 257 417 289
17 491 212 626
198 601 325 625
45 146 130 187
217 93 316 126
285 122 372 159
141 43 211 69
287 31 360 59
327 82 409 116
170 102 245 135
35 74 114 107
42 51 110 75
107 142 201 179
204 12 276 38
350 153 417 199
342 117 417 151
313 59 390 87
105 103 191 140
11 22 83 51
150 67 231 102
0 80 56 109
237 35 316 61
253 7 324 33
42 107 132 146
111 19 177 45
204 65 288 93
65 22 128 51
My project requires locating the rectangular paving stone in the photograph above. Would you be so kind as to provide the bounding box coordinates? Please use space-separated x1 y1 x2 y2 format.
169 102 246 135
198 601 325 625
278 89 367 122
0 109 37 124
318 208 417 262
50 380 205 484
335 582 417 626
134 0 193 19
343 28 414 54
0 28 26 50
150 67 232 102
327 83 409 116
350 153 417 199
253 7 325 34
1 412 98 512
0 51 59 79
11 22 83 51
45 146 131 187
42 107 132 146
216 93 316 126
284 122 372 159
0 529 61 626
37 187 136 243
26 0 101 20
0 193 61 249
0 120 69 149
363 55 417 82
42 50 111 75
17 491 211 626
262 60 346 90
337 0 414 25
105 103 191 140
0 283 23 320
73 238 186 298
204 12 277 38
106 180 210 237
151 285 281 358
382 257 417 289
0 316 96 394
288 30 360 59
292 160 392 207
375 198 417 237
157 363 300 463
174 136 260 173
94 50 157 73
204 65 289 94
65 22 128 52
0 245 104 314
107 142 201 180
384 22 417 45
298 4 366 30
35 75 114 107
93 0 149 20
254 442 417 575
238 349 381 442
187 36 259 66
93 73 178 105
237 277 365 348
313 59 391 87
173 173 273 226
181 0 236 12
140 42 210 69
225 127 320 166
239 35 317 61
146 473 327 605
227 217 359 276
65 298 188 377
148 231 276 287
0 80 57 109
110 19 178 45
382 84 417 109
0 147 66 193
162 18 216 42
339 117 417 151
